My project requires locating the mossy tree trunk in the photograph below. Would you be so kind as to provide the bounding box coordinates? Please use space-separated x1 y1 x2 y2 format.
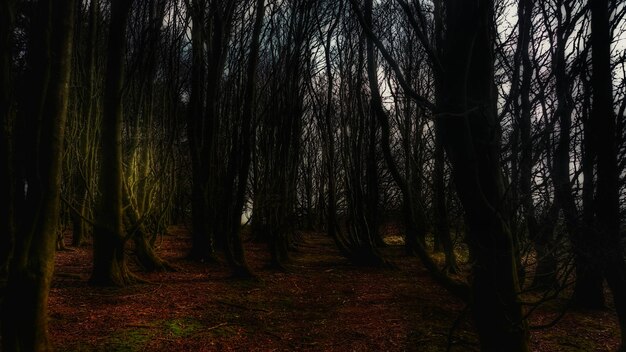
0 0 74 350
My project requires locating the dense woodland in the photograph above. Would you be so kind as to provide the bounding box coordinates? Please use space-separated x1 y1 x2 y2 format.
1 0 626 351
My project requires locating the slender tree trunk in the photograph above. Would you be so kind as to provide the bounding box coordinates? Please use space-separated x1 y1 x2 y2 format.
72 0 99 248
433 0 457 273
319 14 351 257
1 0 74 350
434 122 457 273
91 0 135 286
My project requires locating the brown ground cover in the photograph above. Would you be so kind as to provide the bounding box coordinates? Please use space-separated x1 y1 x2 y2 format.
49 227 620 351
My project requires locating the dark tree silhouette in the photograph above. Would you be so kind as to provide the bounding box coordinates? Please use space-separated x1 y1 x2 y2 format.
90 0 135 286
590 0 626 347
437 0 529 350
0 0 75 349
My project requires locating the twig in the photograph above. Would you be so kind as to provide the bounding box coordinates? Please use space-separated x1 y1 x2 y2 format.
206 322 229 331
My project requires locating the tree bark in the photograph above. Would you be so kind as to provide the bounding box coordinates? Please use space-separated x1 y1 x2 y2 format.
433 0 457 274
91 0 135 287
0 0 16 278
590 0 626 347
1 0 74 350
438 0 529 350
186 0 217 262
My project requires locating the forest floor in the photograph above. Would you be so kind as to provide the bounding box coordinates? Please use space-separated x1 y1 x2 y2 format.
49 226 621 351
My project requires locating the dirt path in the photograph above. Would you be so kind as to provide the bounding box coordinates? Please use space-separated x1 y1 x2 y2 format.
49 228 620 351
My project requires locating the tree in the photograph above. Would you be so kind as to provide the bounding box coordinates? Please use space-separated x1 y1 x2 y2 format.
0 0 75 349
90 0 135 286
186 0 212 261
0 0 16 278
590 0 626 347
432 0 457 273
437 0 529 349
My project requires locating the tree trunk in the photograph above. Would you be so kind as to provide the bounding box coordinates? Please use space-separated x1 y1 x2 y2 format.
123 183 174 272
91 0 135 287
590 0 626 347
1 0 74 350
0 0 16 278
434 122 457 273
432 0 457 273
439 1 529 350
186 0 217 262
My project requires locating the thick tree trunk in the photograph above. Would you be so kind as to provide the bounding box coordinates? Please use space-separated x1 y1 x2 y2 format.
590 0 626 347
0 0 16 278
439 1 529 350
1 0 74 350
91 0 135 287
186 0 216 262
